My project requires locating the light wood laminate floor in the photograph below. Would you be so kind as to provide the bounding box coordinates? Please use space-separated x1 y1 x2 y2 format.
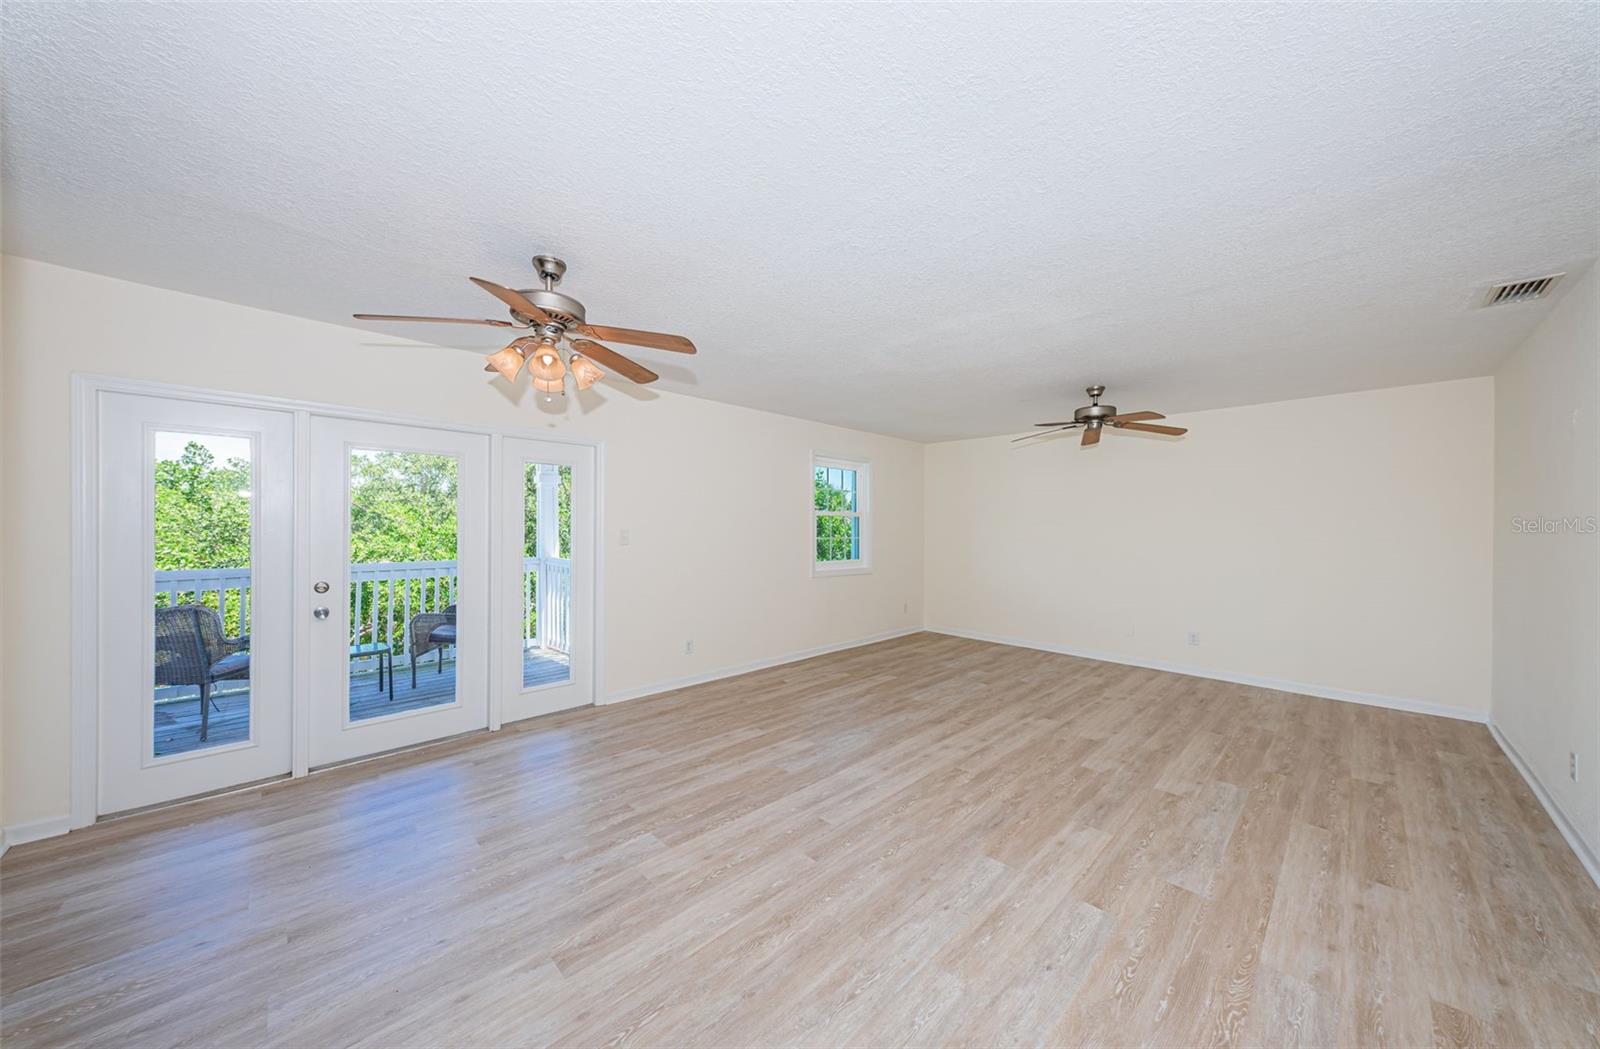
3 633 1597 1047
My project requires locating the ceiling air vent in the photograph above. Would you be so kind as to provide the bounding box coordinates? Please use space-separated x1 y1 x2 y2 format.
1483 273 1564 307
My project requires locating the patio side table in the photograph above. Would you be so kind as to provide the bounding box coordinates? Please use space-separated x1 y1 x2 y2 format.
348 642 395 703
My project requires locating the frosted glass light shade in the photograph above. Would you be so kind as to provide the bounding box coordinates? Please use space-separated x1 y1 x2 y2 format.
483 338 532 381
528 344 566 383
569 353 605 390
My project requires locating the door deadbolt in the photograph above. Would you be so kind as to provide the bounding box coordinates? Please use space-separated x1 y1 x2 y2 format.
313 607 330 620
313 581 330 594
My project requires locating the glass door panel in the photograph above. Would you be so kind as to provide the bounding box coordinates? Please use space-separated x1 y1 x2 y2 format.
152 431 257 756
522 462 573 689
346 448 462 721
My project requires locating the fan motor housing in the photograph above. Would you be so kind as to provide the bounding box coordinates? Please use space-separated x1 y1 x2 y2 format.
513 288 587 326
1073 403 1117 423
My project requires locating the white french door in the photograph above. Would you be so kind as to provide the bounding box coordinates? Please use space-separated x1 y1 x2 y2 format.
84 381 601 819
307 417 490 767
499 437 595 722
97 393 294 814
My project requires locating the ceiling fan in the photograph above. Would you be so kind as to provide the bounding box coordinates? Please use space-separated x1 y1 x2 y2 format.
355 254 695 398
1013 385 1188 447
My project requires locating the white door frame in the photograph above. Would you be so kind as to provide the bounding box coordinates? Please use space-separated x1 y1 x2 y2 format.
69 373 607 830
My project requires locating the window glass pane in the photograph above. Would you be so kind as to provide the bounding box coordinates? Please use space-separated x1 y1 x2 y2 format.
813 460 866 567
815 512 860 563
816 466 854 513
153 432 253 757
522 462 574 689
347 449 459 722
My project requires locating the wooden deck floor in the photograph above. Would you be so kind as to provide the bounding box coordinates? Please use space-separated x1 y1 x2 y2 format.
9 634 1596 1046
153 650 570 756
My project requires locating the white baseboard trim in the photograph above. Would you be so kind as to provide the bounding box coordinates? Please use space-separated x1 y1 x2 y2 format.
1 815 73 856
1488 723 1600 891
924 626 1489 724
603 627 922 706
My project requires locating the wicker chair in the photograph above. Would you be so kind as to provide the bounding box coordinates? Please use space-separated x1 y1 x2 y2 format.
154 604 250 742
407 603 457 689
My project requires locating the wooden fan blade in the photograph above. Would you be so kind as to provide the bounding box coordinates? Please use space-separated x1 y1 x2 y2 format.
354 313 515 327
1011 426 1079 443
1112 421 1187 436
1109 410 1165 423
575 323 696 354
469 277 554 325
1034 422 1076 427
570 339 658 384
1082 426 1102 447
483 340 531 381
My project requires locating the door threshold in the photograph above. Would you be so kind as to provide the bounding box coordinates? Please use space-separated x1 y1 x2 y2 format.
308 726 492 775
98 771 294 822
98 729 495 824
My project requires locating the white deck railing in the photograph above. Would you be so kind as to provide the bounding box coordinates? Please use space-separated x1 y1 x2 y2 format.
155 566 253 635
528 556 571 654
153 556 572 656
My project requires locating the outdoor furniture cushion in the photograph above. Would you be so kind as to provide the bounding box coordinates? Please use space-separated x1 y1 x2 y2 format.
208 651 252 679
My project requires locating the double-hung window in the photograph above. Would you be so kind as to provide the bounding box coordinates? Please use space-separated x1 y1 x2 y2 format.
813 455 869 574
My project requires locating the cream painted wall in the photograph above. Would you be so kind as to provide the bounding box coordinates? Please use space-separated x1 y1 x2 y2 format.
1492 264 1599 863
0 257 924 827
925 378 1495 715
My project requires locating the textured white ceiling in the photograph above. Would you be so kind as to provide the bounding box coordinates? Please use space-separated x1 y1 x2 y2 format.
4 3 1596 440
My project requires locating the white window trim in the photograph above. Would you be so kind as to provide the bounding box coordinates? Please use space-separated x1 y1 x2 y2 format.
812 452 871 576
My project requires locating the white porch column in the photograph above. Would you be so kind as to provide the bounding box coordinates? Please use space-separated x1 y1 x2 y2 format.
535 463 560 650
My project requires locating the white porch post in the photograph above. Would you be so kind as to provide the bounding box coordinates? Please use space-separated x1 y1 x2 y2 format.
535 463 560 651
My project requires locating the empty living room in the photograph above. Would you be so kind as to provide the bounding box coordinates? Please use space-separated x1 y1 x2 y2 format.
1 3 1597 1047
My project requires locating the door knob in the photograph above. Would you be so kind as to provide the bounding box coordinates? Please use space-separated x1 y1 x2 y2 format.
313 607 330 620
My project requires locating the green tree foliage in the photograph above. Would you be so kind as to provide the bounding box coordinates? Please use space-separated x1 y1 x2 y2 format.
559 467 572 557
349 451 459 563
154 442 252 570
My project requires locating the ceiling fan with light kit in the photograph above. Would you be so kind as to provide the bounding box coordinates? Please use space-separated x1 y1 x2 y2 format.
355 254 696 400
1013 385 1188 447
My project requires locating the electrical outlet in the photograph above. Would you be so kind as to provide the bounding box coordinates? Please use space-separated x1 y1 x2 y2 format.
902 602 909 614
1187 631 1200 646
619 528 631 547
1572 751 1580 783
684 639 694 655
